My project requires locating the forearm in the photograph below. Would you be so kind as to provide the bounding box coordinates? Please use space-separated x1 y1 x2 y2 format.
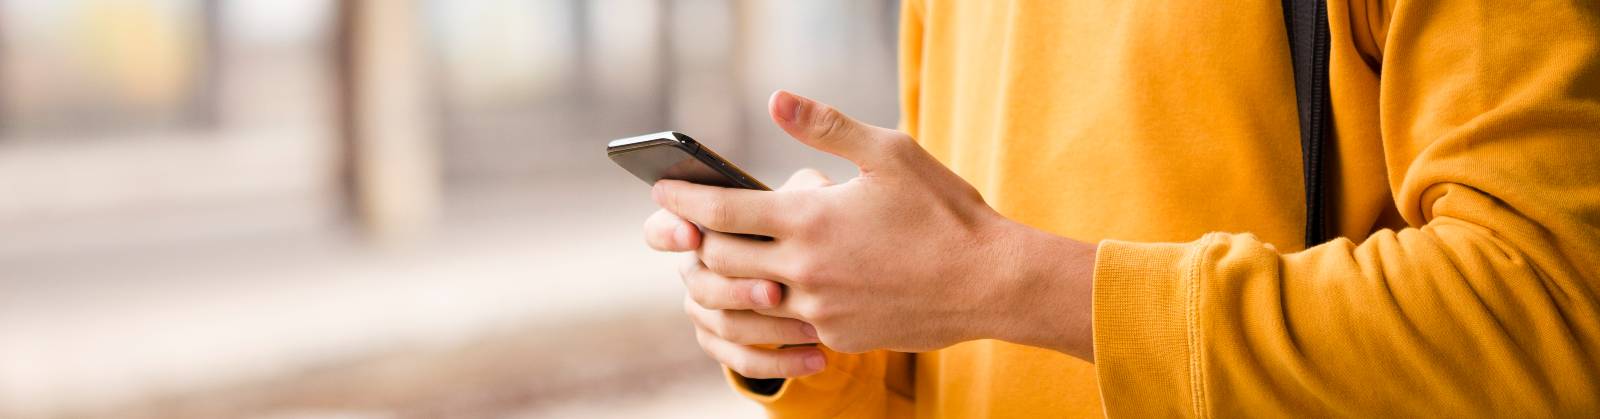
979 218 1098 361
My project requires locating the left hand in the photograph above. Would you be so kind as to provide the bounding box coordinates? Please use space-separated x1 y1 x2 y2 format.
653 91 1096 356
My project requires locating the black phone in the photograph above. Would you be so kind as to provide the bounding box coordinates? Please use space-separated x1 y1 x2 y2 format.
607 131 770 190
610 131 813 353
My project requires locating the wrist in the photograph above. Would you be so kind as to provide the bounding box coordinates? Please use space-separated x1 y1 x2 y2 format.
981 217 1097 360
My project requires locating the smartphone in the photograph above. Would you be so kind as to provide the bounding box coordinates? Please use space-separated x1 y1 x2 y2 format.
610 132 812 353
607 131 769 190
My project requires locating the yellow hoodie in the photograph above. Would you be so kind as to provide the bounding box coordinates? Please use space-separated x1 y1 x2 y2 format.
727 0 1600 416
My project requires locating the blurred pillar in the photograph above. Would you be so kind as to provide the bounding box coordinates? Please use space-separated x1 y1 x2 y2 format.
663 0 746 158
654 0 677 131
193 0 222 129
336 0 439 244
0 10 7 132
727 0 752 159
570 0 593 105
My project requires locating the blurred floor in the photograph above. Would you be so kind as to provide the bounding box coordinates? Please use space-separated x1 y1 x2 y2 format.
0 172 767 418
507 372 762 419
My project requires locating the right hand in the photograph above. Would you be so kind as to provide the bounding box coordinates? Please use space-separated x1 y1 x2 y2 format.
645 168 835 379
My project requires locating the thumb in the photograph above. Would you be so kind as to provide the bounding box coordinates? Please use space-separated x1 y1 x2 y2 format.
769 90 905 170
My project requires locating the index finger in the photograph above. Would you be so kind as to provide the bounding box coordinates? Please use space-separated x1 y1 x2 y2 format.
652 180 788 236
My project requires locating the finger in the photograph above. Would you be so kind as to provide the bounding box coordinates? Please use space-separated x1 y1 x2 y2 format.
696 326 827 379
778 168 834 190
752 291 806 321
769 90 907 170
680 258 784 310
698 231 786 280
684 296 819 345
644 209 700 252
652 180 786 236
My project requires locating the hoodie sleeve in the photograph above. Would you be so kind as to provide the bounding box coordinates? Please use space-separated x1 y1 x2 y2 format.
1091 0 1600 417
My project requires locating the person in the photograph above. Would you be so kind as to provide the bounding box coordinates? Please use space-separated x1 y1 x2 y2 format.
642 0 1600 417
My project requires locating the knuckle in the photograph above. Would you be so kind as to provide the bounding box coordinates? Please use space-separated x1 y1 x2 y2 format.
805 301 839 323
705 199 733 229
687 283 715 309
793 299 823 322
788 168 831 189
710 316 739 342
795 202 826 230
812 106 847 140
776 357 802 377
771 319 801 342
795 168 824 182
782 170 816 190
805 308 831 324
818 336 845 352
768 194 806 232
700 251 728 275
708 314 734 340
878 131 917 161
665 187 685 215
681 267 719 308
724 280 747 308
784 257 821 286
783 199 814 225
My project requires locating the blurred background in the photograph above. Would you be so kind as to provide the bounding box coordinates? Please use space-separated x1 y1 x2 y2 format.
0 1 899 417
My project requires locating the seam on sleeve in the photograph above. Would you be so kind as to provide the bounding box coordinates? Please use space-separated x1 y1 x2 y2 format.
1185 233 1216 418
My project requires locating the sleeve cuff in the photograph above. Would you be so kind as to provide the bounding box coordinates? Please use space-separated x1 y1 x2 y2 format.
1091 235 1216 418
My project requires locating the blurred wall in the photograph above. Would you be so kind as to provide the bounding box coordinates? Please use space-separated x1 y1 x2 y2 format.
0 0 342 256
0 1 899 417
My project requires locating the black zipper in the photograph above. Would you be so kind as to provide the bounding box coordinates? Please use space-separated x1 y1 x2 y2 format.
1284 0 1333 247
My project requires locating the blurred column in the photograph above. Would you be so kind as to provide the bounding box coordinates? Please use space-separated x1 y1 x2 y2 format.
654 0 676 131
192 0 222 129
336 0 439 244
665 0 745 157
569 0 593 106
0 10 6 133
0 16 6 133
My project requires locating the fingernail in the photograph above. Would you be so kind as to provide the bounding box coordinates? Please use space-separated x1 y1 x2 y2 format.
773 90 801 123
801 323 817 339
804 352 826 372
751 283 775 308
674 222 694 248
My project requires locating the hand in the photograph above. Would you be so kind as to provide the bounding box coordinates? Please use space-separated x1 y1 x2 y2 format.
653 91 1096 357
645 169 838 378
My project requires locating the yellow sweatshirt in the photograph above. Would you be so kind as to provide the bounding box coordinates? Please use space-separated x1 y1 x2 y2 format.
728 0 1600 416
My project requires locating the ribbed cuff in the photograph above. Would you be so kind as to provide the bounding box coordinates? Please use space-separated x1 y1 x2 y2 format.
1092 235 1216 418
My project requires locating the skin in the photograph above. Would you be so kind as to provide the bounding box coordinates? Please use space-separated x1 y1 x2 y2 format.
643 90 1097 379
